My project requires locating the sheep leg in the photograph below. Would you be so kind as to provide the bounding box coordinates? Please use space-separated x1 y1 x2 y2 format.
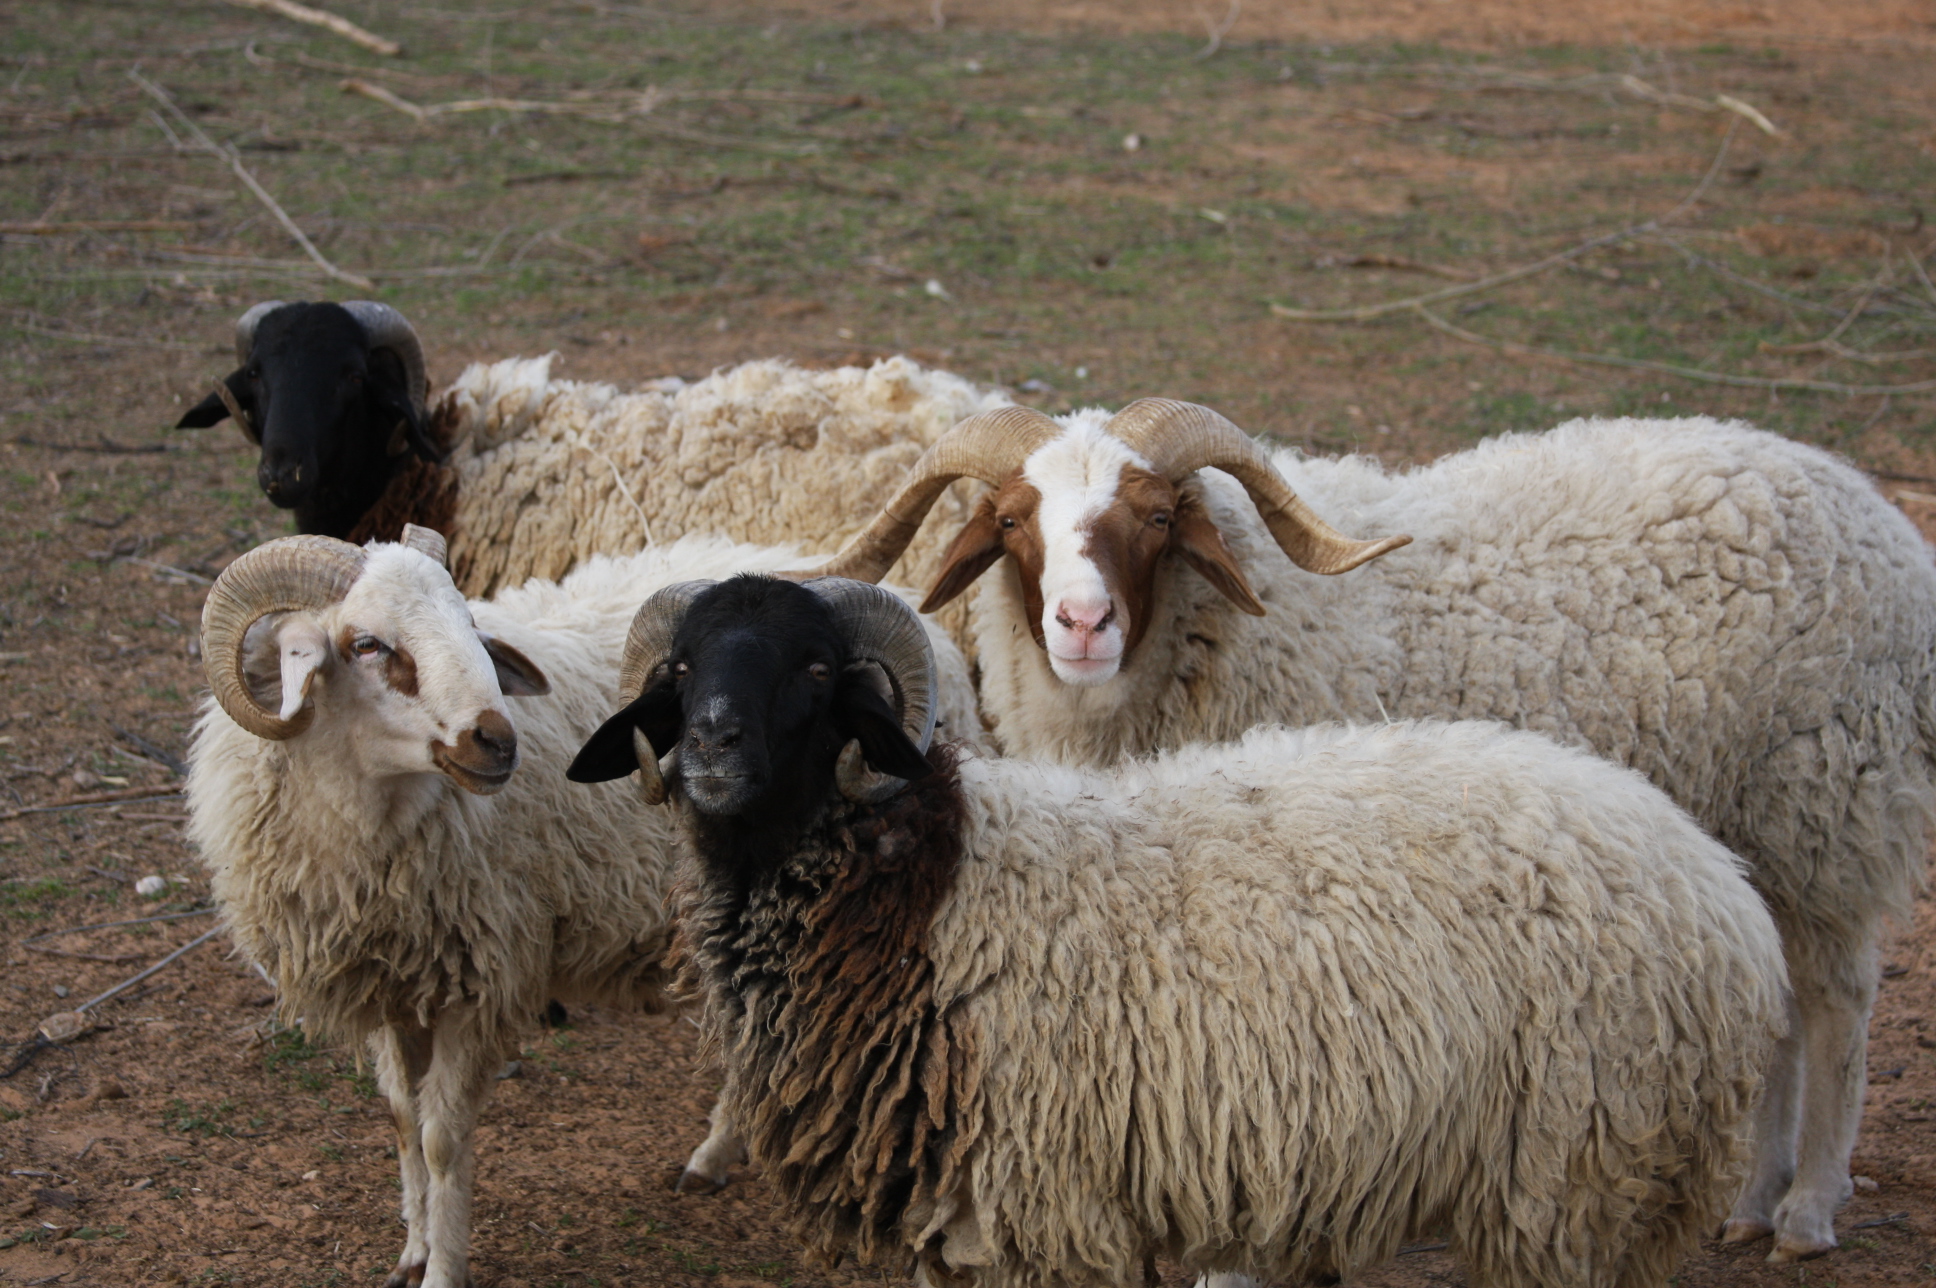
373 1023 436 1287
1766 941 1875 1265
1722 991 1803 1243
417 1009 495 1288
677 1095 746 1193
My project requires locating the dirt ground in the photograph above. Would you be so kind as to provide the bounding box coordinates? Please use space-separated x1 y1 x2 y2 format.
3 0 1936 1285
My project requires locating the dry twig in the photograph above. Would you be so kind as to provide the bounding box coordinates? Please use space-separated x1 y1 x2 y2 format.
1 220 195 235
76 926 224 1013
1411 304 1936 397
1196 0 1242 59
129 70 376 291
222 0 401 57
24 908 218 945
0 784 184 822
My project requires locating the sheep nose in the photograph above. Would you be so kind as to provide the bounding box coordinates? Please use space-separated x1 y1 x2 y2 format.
1054 598 1115 636
469 710 517 768
686 710 743 752
258 459 304 501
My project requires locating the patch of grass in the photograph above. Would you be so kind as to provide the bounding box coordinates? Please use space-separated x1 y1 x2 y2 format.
1 877 70 920
163 1096 236 1137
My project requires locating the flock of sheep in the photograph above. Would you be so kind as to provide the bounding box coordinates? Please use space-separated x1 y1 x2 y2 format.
165 299 1936 1288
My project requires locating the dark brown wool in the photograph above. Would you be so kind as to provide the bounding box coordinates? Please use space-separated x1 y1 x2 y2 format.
676 745 979 1272
345 398 463 551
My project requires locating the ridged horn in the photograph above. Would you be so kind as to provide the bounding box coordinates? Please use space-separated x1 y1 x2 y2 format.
814 405 1063 583
616 580 718 807
804 578 936 801
1107 398 1411 575
340 301 428 416
399 524 448 567
234 300 288 364
202 536 368 740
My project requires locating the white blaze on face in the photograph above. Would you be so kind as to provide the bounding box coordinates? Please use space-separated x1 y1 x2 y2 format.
1022 417 1151 686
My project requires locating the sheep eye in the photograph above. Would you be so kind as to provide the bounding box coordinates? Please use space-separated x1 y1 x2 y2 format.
352 635 384 657
670 661 690 678
998 516 1017 531
808 662 832 681
1150 512 1171 530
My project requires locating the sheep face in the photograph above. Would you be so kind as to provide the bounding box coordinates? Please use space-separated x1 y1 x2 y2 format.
243 547 548 794
925 417 1261 686
571 577 929 834
177 303 434 536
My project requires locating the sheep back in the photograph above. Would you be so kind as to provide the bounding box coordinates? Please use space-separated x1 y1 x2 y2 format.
680 720 1786 1288
433 355 1011 657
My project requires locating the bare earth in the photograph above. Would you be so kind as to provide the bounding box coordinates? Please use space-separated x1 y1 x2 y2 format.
4 0 1936 1284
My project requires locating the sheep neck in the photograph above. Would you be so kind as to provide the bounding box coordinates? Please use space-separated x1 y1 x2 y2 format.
675 746 980 1271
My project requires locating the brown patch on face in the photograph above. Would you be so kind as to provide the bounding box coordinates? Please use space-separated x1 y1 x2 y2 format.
383 646 419 696
431 708 518 794
1074 465 1179 657
922 473 1041 615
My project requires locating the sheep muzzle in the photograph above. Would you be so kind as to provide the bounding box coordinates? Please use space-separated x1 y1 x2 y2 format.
432 709 518 794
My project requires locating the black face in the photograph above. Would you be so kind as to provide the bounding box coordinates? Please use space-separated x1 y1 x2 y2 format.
175 302 433 535
568 578 931 819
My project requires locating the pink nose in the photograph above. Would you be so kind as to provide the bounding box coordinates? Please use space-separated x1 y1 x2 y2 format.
1054 598 1115 636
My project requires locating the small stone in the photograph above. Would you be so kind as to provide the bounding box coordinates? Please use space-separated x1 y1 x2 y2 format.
300 1169 320 1182
90 1081 127 1104
1853 1175 1879 1193
52 985 68 999
38 1011 90 1044
135 875 167 897
1123 132 1142 151
130 1177 153 1190
496 1060 522 1081
70 768 101 790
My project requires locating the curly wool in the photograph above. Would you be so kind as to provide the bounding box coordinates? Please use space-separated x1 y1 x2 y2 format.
678 722 1787 1288
372 355 1011 652
975 415 1936 986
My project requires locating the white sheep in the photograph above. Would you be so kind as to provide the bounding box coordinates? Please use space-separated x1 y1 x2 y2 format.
567 575 1789 1288
186 529 982 1288
819 401 1936 1262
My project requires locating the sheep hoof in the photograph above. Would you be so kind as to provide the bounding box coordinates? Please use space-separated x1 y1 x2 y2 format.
1767 1234 1836 1263
1720 1217 1774 1244
674 1166 729 1195
383 1264 426 1288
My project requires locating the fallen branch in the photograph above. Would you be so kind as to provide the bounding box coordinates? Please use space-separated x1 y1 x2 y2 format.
340 77 425 122
0 793 186 821
128 70 376 291
1848 1211 1910 1231
1196 0 1241 59
0 220 196 234
1412 304 1936 397
222 0 401 57
119 555 214 585
1272 121 1739 323
24 908 218 945
0 783 184 822
75 925 223 1013
25 944 146 964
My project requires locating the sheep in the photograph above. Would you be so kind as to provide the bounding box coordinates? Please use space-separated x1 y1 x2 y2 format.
566 574 1789 1288
176 302 1012 644
816 399 1936 1262
186 528 983 1288
176 300 438 535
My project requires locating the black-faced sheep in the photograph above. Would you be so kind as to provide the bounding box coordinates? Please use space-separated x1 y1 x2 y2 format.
818 400 1936 1262
186 531 981 1288
567 575 1788 1288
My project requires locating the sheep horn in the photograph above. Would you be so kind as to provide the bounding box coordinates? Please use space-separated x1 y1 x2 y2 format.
814 405 1062 583
804 578 936 801
399 524 448 567
340 301 428 417
633 728 669 806
1106 398 1412 575
202 536 368 741
233 300 288 365
617 580 718 701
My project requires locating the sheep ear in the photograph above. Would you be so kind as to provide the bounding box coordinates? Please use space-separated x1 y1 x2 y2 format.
921 500 1006 613
481 635 550 697
835 673 933 781
275 618 332 723
177 370 254 436
1172 493 1266 617
567 687 681 783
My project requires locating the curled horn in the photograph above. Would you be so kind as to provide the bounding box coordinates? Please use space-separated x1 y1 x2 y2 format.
615 580 718 805
398 524 448 567
1107 398 1411 575
201 536 368 741
804 578 936 802
340 301 428 416
233 301 288 365
814 405 1063 583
